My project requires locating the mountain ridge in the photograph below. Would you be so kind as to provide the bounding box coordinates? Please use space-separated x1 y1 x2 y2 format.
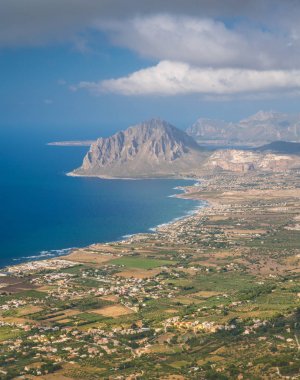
187 111 300 146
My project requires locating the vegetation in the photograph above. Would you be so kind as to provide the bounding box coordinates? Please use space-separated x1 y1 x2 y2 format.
0 171 299 379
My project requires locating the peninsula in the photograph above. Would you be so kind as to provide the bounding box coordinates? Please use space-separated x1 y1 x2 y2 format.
47 140 96 147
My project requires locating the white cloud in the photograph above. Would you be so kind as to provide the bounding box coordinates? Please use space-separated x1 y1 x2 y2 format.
101 15 300 70
75 61 300 97
1 1 300 72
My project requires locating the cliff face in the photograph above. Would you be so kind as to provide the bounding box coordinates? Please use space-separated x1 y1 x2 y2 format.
73 119 208 178
187 111 300 146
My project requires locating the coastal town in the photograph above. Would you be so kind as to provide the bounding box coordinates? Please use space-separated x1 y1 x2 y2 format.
0 170 299 379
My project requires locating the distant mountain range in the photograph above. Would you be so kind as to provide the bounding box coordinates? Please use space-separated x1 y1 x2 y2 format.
71 118 300 178
187 111 300 146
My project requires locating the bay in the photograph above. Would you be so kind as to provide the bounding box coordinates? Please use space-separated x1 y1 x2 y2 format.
0 127 201 267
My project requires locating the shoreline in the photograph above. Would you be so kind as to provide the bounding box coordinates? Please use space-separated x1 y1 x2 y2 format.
0 179 206 272
67 171 199 181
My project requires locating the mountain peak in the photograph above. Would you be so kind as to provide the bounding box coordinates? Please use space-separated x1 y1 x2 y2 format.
72 119 206 178
127 118 178 134
241 110 286 123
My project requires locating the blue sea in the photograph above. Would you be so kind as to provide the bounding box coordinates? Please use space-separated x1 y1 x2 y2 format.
0 126 202 268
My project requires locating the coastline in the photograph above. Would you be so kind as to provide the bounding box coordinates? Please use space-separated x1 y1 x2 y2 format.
66 171 198 181
2 167 300 377
0 179 206 272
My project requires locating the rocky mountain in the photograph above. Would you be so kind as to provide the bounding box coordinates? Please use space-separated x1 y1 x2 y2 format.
71 119 209 178
187 111 300 146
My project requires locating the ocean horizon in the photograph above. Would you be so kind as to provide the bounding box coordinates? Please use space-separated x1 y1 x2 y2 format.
0 127 202 268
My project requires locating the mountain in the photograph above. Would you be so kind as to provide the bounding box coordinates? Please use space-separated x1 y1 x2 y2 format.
186 118 239 144
71 119 209 179
187 111 300 146
254 141 300 155
71 118 300 178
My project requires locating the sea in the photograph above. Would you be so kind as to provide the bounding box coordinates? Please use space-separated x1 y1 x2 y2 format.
0 126 203 268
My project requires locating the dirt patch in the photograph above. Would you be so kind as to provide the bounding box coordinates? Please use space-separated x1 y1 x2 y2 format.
165 309 178 314
27 373 74 380
227 229 266 235
61 251 114 265
100 294 119 302
56 318 72 324
17 305 43 316
192 291 223 298
36 285 56 292
172 296 202 305
117 268 161 279
156 332 174 344
209 215 229 221
213 250 242 258
222 189 300 202
0 277 37 293
2 316 33 324
92 304 133 317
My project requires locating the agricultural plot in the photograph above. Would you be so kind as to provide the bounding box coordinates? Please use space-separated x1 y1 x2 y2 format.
110 256 177 269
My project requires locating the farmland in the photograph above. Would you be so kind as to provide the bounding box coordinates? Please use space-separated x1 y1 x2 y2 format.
0 170 299 379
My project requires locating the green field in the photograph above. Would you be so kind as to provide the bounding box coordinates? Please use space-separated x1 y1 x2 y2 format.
110 256 177 269
0 326 24 341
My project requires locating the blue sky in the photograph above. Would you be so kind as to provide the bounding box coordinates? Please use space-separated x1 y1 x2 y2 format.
1 0 300 135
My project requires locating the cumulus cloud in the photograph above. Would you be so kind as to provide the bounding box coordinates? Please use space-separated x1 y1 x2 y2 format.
4 0 300 100
75 61 300 97
102 15 300 70
1 1 300 72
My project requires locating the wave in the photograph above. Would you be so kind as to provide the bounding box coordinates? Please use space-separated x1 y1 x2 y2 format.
12 247 76 262
121 234 136 239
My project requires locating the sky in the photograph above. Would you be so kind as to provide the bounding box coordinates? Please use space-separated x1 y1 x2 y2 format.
1 0 300 135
